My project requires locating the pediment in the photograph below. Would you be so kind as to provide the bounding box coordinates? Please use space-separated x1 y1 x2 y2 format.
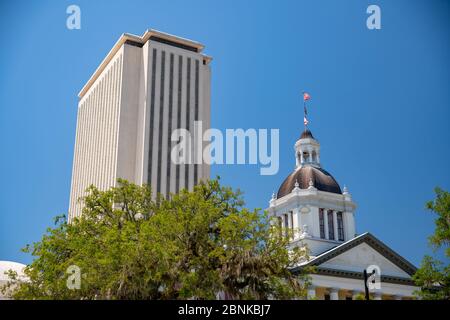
319 242 411 278
299 233 417 280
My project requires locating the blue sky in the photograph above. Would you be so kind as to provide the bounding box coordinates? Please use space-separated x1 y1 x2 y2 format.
0 0 449 266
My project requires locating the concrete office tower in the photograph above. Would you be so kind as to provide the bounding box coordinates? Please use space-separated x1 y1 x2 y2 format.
68 29 211 221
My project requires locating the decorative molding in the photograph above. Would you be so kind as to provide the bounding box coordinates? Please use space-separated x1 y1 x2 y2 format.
313 267 416 286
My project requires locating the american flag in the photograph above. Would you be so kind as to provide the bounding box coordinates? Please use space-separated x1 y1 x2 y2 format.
303 92 311 101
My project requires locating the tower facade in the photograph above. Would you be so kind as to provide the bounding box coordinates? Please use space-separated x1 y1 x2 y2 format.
268 129 356 257
68 30 211 221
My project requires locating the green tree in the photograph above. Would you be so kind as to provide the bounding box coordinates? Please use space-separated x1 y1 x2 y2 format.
2 178 312 300
413 187 450 300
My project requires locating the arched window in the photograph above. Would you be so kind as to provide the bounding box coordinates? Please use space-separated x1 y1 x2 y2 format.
303 151 309 162
312 150 317 162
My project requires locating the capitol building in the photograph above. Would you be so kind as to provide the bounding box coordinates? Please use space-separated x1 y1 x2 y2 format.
268 128 418 299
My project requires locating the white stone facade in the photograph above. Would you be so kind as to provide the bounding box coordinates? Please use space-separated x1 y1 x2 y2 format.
69 30 211 221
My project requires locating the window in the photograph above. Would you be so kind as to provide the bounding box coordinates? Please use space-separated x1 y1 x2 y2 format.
284 213 289 238
290 211 294 237
327 210 335 240
337 212 344 241
319 209 325 239
277 217 283 238
303 152 309 163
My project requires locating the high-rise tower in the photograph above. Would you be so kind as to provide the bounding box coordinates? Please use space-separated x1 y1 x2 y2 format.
68 29 211 221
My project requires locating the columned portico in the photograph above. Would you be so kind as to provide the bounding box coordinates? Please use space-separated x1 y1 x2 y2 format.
306 285 413 300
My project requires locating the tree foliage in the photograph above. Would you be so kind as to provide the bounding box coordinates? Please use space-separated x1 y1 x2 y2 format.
2 178 311 300
413 187 450 300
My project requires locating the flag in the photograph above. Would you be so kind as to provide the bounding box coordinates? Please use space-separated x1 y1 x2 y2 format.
304 116 309 126
303 92 311 101
304 105 307 116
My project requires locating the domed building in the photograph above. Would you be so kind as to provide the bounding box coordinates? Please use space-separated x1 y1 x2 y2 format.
267 128 419 300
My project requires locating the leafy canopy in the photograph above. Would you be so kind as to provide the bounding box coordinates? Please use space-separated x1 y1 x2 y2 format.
3 178 311 299
413 187 450 300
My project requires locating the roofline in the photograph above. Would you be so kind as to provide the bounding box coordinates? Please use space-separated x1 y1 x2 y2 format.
292 232 417 276
78 29 209 99
312 267 417 286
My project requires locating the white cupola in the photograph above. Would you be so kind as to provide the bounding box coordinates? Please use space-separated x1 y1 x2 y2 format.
268 128 357 257
295 129 320 168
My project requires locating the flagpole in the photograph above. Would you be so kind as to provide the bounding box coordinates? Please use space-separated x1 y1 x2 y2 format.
302 91 308 130
304 99 307 130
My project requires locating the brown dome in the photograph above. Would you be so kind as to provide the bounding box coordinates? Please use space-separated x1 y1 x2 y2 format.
277 166 342 199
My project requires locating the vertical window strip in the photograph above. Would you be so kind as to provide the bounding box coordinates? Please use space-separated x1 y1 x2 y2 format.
319 208 325 239
166 53 174 197
147 49 157 189
157 51 166 195
327 210 335 240
337 212 344 241
284 213 289 238
289 211 294 239
194 59 199 185
185 57 191 189
175 56 182 193
278 216 283 238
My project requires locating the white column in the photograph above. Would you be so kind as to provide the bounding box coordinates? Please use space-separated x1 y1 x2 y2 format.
330 288 339 300
293 208 300 239
286 212 293 240
344 211 356 240
333 211 338 241
324 210 329 239
307 286 316 300
287 211 293 230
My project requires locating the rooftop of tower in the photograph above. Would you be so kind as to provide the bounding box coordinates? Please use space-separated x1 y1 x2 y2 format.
300 128 315 140
78 29 212 99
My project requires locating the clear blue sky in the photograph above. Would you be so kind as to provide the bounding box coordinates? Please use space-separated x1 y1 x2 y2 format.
0 0 449 266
